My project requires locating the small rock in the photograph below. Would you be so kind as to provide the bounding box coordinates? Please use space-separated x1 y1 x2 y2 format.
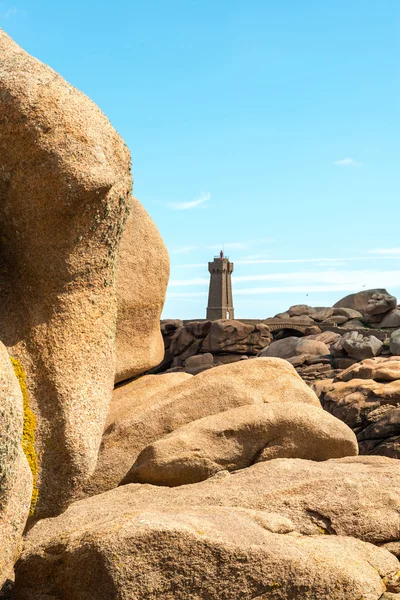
390 330 400 356
333 308 363 319
343 333 383 361
185 353 214 376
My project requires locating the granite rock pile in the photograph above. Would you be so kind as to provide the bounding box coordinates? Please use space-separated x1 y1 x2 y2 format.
153 318 271 374
267 289 400 330
317 357 400 459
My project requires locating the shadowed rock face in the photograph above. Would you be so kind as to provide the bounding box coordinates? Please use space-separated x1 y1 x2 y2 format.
115 197 170 384
0 342 32 587
0 29 132 518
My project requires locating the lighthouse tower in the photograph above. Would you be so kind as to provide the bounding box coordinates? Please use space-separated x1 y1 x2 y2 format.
206 250 234 320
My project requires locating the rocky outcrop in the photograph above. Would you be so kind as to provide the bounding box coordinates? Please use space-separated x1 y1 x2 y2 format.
86 358 320 495
115 198 170 384
319 357 400 458
331 331 383 361
0 344 32 587
0 29 132 518
126 402 357 486
155 319 271 373
15 456 400 599
334 289 391 313
266 291 399 331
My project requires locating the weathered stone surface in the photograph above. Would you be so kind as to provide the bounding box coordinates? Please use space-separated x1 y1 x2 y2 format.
322 315 349 326
307 330 341 346
184 352 214 375
391 330 400 356
213 353 249 365
340 318 366 329
16 501 400 600
83 372 192 497
0 30 132 517
86 358 320 495
365 293 397 316
126 402 357 486
0 344 32 587
259 336 299 359
334 289 390 314
115 198 169 383
337 357 400 382
312 307 334 321
380 309 400 328
170 321 212 366
201 319 271 355
288 304 316 317
342 332 383 360
320 359 400 458
16 456 400 600
117 456 400 545
294 338 330 356
333 307 363 319
287 315 315 324
333 357 359 370
261 336 329 360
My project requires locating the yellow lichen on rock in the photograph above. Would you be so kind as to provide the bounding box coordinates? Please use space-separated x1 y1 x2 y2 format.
10 356 38 515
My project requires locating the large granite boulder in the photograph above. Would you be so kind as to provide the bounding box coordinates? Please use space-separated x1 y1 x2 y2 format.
0 29 132 517
260 336 329 360
83 372 192 497
125 402 357 486
86 358 320 495
15 457 400 599
334 289 391 314
115 198 169 383
0 344 32 587
320 358 400 458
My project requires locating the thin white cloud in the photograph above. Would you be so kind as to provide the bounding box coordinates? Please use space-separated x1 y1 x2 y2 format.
368 248 400 255
168 269 400 290
207 242 248 250
333 158 362 167
1 4 26 17
170 245 199 255
168 192 210 211
173 255 400 270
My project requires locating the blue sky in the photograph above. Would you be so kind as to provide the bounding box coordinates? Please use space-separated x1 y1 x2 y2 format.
1 1 399 319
